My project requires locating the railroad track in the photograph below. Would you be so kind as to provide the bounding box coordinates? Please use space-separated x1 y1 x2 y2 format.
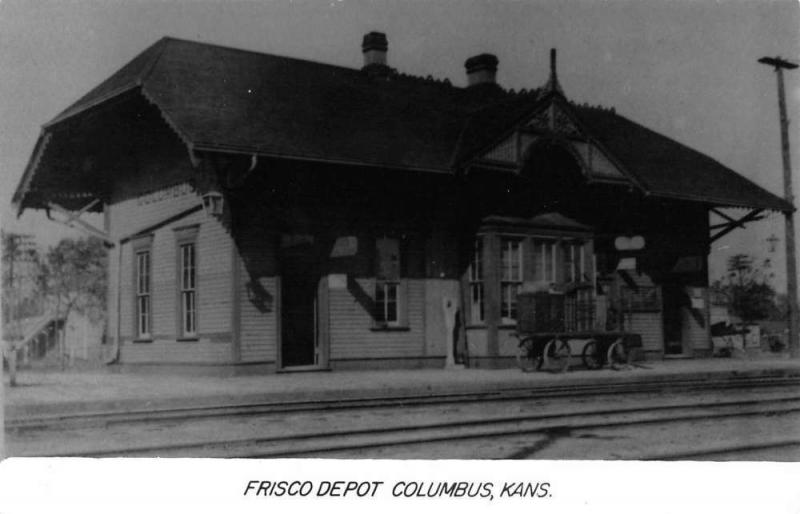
35 392 800 458
645 439 800 461
8 374 800 433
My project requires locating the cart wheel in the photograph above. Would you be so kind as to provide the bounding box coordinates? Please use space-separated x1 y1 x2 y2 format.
607 340 628 368
544 338 571 372
581 340 602 370
516 338 539 372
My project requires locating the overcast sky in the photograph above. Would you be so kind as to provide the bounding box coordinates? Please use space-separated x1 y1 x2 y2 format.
1 0 798 287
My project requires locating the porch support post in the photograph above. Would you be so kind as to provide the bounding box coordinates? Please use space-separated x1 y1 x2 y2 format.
483 233 500 359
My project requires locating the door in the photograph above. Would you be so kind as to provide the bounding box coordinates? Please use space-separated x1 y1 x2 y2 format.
279 238 324 368
662 285 685 355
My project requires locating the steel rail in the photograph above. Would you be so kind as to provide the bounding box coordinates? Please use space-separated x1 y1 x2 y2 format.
36 393 800 458
8 374 800 432
645 439 800 461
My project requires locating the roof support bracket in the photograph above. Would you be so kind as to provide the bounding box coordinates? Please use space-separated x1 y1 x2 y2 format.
710 208 765 243
46 200 114 247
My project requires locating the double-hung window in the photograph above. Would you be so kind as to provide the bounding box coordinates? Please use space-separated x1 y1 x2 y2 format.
179 242 197 336
375 237 401 326
468 239 485 324
566 242 585 283
500 238 523 323
135 247 152 339
534 239 557 284
175 226 199 338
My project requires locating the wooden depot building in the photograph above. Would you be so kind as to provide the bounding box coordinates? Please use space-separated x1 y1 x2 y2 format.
13 33 792 371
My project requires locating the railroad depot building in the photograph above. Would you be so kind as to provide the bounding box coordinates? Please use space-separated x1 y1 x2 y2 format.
13 33 792 371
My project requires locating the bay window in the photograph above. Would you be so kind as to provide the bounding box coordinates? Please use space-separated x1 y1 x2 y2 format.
468 239 484 324
500 238 523 323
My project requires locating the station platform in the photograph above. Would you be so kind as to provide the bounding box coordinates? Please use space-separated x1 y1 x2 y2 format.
4 354 800 421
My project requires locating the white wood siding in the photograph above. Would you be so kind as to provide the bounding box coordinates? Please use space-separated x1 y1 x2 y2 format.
329 278 425 359
629 313 664 353
683 287 711 351
239 267 277 363
111 184 234 364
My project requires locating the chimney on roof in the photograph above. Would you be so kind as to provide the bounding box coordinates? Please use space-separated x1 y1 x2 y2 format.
465 53 499 87
362 31 388 68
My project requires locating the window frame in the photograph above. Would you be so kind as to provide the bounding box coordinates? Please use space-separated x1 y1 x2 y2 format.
500 237 524 324
566 241 587 283
174 225 200 340
533 238 558 285
373 236 407 329
179 242 197 337
131 235 154 342
468 238 485 325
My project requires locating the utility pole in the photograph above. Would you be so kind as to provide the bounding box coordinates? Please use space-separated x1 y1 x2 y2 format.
758 55 799 358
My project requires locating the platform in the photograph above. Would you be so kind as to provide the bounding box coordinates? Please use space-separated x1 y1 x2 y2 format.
4 353 800 421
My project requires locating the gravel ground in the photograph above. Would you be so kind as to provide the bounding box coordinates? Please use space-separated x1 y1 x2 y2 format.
3 354 799 414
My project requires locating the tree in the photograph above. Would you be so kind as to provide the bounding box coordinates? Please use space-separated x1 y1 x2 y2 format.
713 253 777 323
2 232 44 386
45 237 107 368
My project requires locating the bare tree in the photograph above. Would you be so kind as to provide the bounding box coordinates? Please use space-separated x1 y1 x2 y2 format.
44 237 107 368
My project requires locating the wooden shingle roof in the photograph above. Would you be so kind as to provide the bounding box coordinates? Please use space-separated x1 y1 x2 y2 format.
14 36 792 213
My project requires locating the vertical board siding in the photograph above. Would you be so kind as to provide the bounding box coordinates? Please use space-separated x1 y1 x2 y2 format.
329 278 425 360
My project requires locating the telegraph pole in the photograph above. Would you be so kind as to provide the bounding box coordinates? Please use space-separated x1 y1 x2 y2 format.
758 55 799 358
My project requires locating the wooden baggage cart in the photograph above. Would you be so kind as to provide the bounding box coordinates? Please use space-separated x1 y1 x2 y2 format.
513 291 642 372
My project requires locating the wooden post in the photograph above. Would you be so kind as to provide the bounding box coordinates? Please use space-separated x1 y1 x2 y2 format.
759 56 799 358
483 234 500 359
0 346 5 459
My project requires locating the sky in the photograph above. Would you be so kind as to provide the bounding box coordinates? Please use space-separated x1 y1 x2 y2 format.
0 0 798 289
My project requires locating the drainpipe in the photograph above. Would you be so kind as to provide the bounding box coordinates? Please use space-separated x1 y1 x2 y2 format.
106 239 123 365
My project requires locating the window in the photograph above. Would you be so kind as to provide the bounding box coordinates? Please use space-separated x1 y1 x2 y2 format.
179 242 197 336
501 238 523 323
468 239 484 324
375 237 401 326
534 239 557 284
566 242 585 283
135 250 151 339
175 225 199 338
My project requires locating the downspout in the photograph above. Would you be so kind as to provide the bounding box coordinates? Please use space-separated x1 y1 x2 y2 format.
106 238 123 365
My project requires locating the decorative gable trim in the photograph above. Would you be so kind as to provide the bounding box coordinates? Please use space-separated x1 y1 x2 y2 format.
474 98 634 185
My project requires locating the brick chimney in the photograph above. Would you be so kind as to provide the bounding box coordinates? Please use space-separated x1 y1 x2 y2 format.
465 53 499 86
362 31 388 68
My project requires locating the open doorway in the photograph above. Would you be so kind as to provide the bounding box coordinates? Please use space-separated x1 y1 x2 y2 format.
662 285 687 356
279 237 326 369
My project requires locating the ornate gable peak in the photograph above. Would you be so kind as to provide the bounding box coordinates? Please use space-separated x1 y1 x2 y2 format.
523 101 582 139
544 48 565 96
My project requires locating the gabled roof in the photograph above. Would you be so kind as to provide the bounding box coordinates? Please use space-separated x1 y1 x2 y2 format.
572 106 790 211
14 36 793 213
48 37 472 173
